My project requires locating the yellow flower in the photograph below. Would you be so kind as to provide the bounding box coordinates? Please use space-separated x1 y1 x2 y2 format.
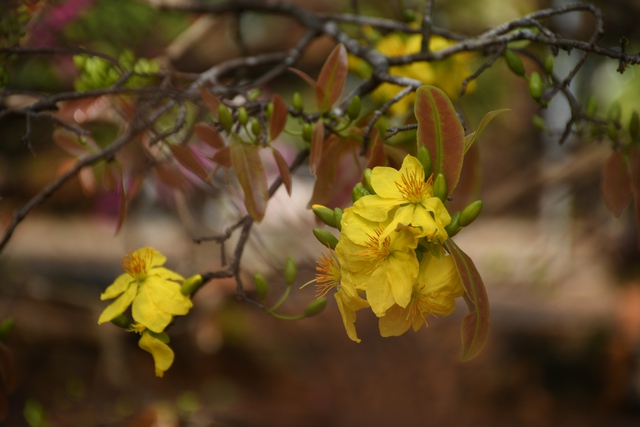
379 253 464 337
134 325 175 377
98 247 193 333
336 208 421 316
315 249 369 343
353 154 451 243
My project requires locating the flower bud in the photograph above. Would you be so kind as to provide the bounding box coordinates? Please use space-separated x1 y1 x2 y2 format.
250 118 261 136
504 49 525 76
254 273 269 301
110 314 131 329
417 146 432 178
312 204 338 228
529 71 543 100
352 182 368 203
433 173 447 202
347 96 361 120
363 168 375 194
459 200 483 227
238 107 249 126
265 102 273 119
284 257 298 286
544 55 554 74
181 274 203 296
217 104 234 132
333 208 343 232
444 211 461 238
292 92 303 111
302 123 313 142
248 88 262 101
303 297 328 317
313 228 339 249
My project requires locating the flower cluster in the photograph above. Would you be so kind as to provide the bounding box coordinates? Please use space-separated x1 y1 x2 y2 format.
98 247 194 377
314 155 464 342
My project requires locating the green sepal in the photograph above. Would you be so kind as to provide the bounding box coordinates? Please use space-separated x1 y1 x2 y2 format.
110 314 131 329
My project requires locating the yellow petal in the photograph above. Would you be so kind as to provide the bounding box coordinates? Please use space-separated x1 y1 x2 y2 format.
150 267 184 282
146 248 167 268
139 331 174 377
378 304 412 337
131 283 174 333
370 166 402 199
143 276 193 316
98 283 137 324
334 274 368 343
100 273 135 300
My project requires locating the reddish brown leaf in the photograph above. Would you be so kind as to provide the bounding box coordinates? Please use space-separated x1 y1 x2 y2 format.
230 138 269 222
463 109 510 154
154 163 186 190
198 85 222 118
271 147 292 196
194 122 225 149
601 150 633 218
445 239 490 362
78 166 97 196
365 129 388 169
448 143 482 213
415 86 465 196
289 67 318 91
102 162 117 192
53 129 89 157
316 44 348 112
210 146 232 168
169 144 209 183
309 120 325 174
269 94 288 141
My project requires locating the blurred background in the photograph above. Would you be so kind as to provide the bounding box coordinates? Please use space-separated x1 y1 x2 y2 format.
1 0 640 425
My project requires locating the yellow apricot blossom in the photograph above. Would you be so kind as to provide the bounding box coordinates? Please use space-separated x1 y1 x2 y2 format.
353 154 451 243
98 247 192 333
337 208 422 316
379 253 464 337
315 249 369 343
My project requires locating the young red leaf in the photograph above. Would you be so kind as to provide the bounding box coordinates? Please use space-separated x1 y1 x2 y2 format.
269 94 288 141
309 120 325 174
198 85 222 118
316 44 348 112
230 138 269 222
445 239 490 362
169 144 210 183
365 129 387 170
463 108 510 154
194 122 225 149
154 163 186 190
601 150 633 218
271 147 292 196
447 143 482 213
53 129 89 157
289 67 318 91
415 85 465 196
210 146 232 168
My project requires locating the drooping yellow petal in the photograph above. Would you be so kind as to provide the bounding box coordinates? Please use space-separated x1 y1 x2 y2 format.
334 272 369 343
98 283 137 324
100 273 135 300
138 330 174 377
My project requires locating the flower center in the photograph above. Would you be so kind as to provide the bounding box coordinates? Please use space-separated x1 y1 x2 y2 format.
363 228 392 262
395 169 430 204
122 248 153 281
315 251 342 298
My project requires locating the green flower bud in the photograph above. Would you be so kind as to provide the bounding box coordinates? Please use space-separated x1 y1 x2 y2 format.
402 9 417 23
444 211 461 238
607 101 622 123
284 257 298 286
544 55 554 74
313 228 339 249
265 102 273 119
292 92 303 111
433 173 447 202
312 204 338 228
250 118 261 136
302 123 313 142
532 115 546 131
529 71 543 100
217 104 234 132
303 297 328 318
363 168 375 194
585 95 598 117
630 110 639 141
347 96 361 120
110 314 131 329
504 49 525 77
459 200 483 227
254 273 269 301
248 88 262 101
417 146 432 178
0 317 14 340
181 274 204 296
333 207 343 232
238 107 249 126
352 182 368 203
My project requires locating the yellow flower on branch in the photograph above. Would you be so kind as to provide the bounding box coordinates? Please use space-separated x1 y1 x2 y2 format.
315 249 369 343
98 247 192 333
353 154 451 243
379 253 464 337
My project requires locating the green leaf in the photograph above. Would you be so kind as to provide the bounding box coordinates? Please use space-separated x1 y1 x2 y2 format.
269 94 288 141
316 44 348 112
463 109 510 154
230 138 269 222
601 150 632 218
445 239 490 362
415 86 465 196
